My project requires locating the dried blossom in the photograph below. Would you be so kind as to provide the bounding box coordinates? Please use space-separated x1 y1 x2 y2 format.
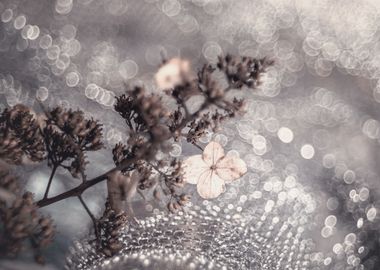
115 87 170 140
0 161 19 204
0 53 270 262
0 162 54 263
43 107 103 178
168 107 184 141
97 201 127 257
0 104 45 164
111 54 269 212
112 143 130 167
149 159 189 213
182 141 247 199
133 162 153 191
48 107 103 151
170 81 199 104
216 54 274 89
197 64 224 101
186 112 223 144
112 137 147 167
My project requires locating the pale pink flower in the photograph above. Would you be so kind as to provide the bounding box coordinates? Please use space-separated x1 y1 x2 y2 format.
182 141 247 199
154 58 191 90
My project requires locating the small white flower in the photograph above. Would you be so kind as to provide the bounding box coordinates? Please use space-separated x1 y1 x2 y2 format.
182 141 247 199
154 58 191 90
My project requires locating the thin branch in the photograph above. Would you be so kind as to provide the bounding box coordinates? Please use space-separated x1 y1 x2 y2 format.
78 195 99 240
224 85 232 93
179 133 204 150
149 162 168 179
181 101 190 118
80 170 87 183
36 157 137 208
126 117 134 131
37 98 214 209
192 142 204 151
43 165 58 199
37 170 109 208
137 189 146 200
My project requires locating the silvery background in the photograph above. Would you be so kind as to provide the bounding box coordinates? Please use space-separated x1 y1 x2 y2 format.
1 0 380 269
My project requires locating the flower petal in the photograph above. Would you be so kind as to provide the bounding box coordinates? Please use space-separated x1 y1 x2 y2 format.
216 156 248 182
182 155 209 184
154 58 191 90
202 141 225 166
197 170 225 199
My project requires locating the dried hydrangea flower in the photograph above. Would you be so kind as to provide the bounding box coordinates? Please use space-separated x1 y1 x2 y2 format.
97 200 128 257
0 104 46 165
0 51 271 261
0 162 54 263
182 141 247 199
154 58 191 90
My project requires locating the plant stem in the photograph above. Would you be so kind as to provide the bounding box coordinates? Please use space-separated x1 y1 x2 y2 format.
37 169 110 208
149 162 168 179
78 195 99 239
37 99 211 209
43 165 58 199
192 142 204 151
36 157 137 208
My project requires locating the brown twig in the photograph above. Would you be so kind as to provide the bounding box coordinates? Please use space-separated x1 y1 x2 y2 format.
36 99 210 208
37 166 118 208
0 54 272 262
78 195 99 240
43 164 58 199
35 55 271 209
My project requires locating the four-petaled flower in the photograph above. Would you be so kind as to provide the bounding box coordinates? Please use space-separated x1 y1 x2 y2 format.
182 141 247 199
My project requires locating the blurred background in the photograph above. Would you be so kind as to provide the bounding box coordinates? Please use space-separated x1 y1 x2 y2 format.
1 0 380 269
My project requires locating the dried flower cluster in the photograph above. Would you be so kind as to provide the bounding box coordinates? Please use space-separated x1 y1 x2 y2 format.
97 201 128 256
0 54 272 262
217 55 273 89
0 161 54 264
43 107 103 180
0 105 45 165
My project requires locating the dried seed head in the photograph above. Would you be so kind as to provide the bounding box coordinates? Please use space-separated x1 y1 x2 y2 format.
0 168 55 263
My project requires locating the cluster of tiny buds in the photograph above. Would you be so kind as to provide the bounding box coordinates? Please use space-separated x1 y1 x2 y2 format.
97 201 128 257
0 162 54 264
0 53 271 263
167 194 191 213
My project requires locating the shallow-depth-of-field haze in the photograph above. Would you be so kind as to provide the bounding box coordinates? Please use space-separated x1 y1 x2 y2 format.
1 0 380 270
